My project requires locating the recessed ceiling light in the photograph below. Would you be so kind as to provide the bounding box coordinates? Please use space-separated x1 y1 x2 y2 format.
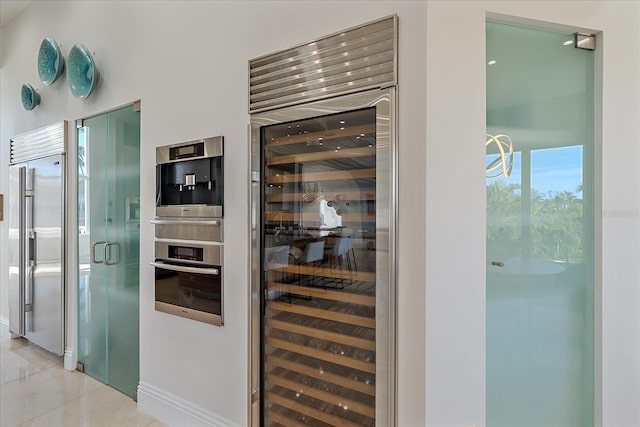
488 60 497 66
563 40 574 46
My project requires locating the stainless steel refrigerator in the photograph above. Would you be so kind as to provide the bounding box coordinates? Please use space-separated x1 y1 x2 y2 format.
8 122 66 356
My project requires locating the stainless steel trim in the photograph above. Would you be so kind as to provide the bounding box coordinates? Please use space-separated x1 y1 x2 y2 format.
151 219 220 226
91 241 107 264
156 205 223 219
388 86 398 427
156 136 223 164
154 239 223 266
104 242 120 266
59 154 66 354
155 301 222 326
18 167 26 335
249 15 397 113
152 218 223 241
249 121 261 427
10 121 67 164
249 88 397 426
150 261 219 275
576 33 596 50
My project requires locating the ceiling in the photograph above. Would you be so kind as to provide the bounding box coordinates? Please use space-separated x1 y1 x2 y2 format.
0 0 33 28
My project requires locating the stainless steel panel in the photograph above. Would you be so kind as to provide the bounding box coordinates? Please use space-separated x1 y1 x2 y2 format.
10 121 67 164
8 166 24 335
156 136 223 165
155 301 222 326
249 16 397 113
154 240 223 266
25 155 65 356
249 88 397 426
152 218 223 241
150 261 220 275
155 205 222 219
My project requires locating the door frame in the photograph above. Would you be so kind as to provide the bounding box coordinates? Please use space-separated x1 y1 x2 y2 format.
484 14 602 426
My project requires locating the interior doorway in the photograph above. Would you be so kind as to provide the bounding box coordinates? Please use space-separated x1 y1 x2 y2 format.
77 103 141 397
486 22 595 426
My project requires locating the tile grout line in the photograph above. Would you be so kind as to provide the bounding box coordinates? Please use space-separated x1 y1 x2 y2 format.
14 379 107 427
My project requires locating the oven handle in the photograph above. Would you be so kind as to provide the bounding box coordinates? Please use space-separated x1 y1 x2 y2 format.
150 261 219 275
150 219 220 226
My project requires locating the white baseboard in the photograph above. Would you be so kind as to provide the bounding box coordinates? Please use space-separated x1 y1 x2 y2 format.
63 347 76 371
137 381 241 427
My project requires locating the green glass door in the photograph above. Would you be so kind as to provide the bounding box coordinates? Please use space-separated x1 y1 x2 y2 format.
78 104 141 397
486 22 594 426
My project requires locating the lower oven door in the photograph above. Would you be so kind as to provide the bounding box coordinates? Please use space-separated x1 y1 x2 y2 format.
151 261 223 326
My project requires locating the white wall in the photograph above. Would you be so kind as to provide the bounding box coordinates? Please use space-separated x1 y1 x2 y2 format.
426 1 640 426
0 1 426 426
2 1 639 426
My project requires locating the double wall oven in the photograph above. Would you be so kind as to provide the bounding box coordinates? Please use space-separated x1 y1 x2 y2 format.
151 136 225 326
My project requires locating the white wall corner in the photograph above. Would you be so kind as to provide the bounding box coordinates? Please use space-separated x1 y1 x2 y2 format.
137 381 241 427
0 315 8 326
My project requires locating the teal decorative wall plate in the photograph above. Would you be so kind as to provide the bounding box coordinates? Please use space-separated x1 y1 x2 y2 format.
38 37 65 85
21 83 40 111
67 43 99 99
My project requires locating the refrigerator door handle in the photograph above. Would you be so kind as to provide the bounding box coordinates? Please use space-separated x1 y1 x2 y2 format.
91 241 107 264
17 167 27 335
104 242 120 266
28 231 36 266
25 262 34 333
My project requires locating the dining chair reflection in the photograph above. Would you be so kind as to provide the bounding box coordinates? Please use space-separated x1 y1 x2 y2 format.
296 240 325 286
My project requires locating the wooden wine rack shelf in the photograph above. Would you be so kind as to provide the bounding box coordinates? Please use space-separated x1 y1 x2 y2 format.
266 190 375 203
266 124 375 147
267 301 375 329
267 318 375 351
264 211 374 223
265 337 376 374
265 392 366 427
268 264 375 283
266 374 375 418
265 354 376 396
267 146 375 166
266 281 375 306
266 168 375 184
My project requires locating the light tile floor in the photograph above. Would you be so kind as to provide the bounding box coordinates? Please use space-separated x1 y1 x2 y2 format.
1 322 165 427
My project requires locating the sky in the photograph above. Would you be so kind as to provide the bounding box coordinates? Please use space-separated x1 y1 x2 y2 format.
487 145 583 197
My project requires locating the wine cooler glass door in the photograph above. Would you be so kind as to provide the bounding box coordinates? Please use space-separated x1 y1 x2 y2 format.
251 88 395 427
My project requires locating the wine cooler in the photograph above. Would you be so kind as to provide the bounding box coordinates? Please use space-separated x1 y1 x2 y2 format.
249 16 397 426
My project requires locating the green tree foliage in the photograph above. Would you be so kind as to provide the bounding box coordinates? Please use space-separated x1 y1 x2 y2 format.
487 180 583 264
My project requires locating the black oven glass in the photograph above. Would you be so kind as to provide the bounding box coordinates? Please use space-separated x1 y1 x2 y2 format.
168 245 204 262
156 156 223 206
155 266 221 315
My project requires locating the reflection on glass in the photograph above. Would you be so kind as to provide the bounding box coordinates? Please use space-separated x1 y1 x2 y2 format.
486 22 594 426
262 108 377 426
